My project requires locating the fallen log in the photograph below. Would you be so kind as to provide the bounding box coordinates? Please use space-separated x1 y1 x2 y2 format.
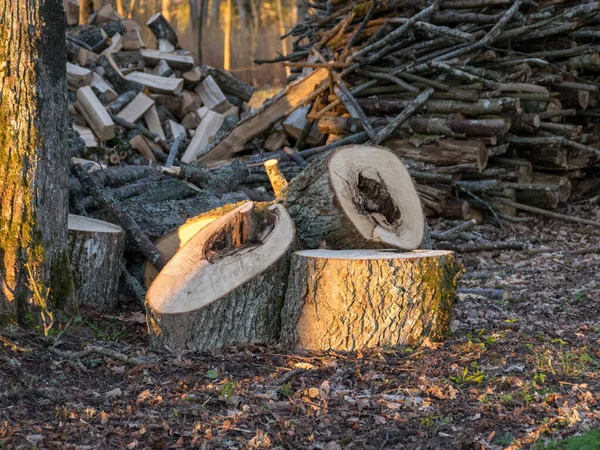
285 144 425 250
68 214 125 311
281 249 460 351
146 202 295 353
385 138 488 172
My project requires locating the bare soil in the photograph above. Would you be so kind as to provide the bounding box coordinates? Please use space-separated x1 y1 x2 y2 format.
1 203 599 450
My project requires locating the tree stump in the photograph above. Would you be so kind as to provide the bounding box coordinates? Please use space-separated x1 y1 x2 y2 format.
68 214 125 311
281 249 461 352
285 144 424 250
146 202 295 353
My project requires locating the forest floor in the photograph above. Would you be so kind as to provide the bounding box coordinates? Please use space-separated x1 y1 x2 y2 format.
1 203 599 450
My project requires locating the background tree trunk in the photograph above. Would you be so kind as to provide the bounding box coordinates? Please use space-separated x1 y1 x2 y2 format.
0 0 73 325
210 0 220 25
296 0 308 24
223 0 232 71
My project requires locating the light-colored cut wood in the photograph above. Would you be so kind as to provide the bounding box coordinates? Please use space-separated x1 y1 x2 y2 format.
123 18 142 32
168 119 186 139
129 134 157 161
281 249 459 351
140 49 195 71
197 105 209 119
194 75 231 113
182 67 203 85
153 60 172 76
146 203 295 352
142 207 233 287
223 105 240 121
90 72 118 101
77 48 99 66
63 0 80 25
144 105 166 140
180 109 225 163
76 86 115 141
72 157 107 171
121 29 145 50
73 124 98 148
125 71 183 95
282 104 325 146
264 126 288 151
94 2 119 24
197 68 328 163
158 39 175 52
285 144 425 250
181 111 201 129
68 215 125 312
180 91 202 116
116 92 155 123
101 32 123 56
67 63 92 89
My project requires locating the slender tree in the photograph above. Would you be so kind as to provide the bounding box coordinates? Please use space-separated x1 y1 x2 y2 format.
223 0 232 71
0 0 73 325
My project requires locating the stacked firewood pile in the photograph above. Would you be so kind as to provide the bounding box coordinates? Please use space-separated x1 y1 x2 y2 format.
62 1 600 353
246 0 600 222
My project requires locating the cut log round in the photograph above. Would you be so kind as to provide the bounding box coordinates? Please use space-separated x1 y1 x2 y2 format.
68 214 125 311
281 249 460 352
285 144 424 250
146 202 294 353
142 201 258 287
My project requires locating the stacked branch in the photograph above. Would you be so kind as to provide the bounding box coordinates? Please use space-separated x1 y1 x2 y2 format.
233 0 600 223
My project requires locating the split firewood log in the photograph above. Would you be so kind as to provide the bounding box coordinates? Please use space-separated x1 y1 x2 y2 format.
142 202 255 287
285 144 424 250
281 249 461 352
146 202 295 353
68 214 125 311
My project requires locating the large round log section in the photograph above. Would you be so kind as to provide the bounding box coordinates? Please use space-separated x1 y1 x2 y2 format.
68 214 125 312
285 145 424 250
281 249 460 352
146 202 294 353
141 202 258 287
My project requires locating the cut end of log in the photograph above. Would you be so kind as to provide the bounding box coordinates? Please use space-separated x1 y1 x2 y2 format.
146 202 295 352
68 214 123 234
329 145 425 250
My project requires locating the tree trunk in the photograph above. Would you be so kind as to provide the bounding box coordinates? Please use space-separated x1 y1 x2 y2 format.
68 215 124 311
281 249 460 351
210 0 220 25
223 0 232 71
146 203 295 353
0 0 74 325
275 0 289 75
296 0 309 24
285 145 425 250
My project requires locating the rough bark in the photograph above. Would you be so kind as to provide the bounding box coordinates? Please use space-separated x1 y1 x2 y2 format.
385 138 488 172
281 250 460 351
285 145 424 250
146 204 294 353
68 215 124 311
0 0 74 324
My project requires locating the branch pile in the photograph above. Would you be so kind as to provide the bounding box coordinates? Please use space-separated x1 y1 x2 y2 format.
247 0 600 221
